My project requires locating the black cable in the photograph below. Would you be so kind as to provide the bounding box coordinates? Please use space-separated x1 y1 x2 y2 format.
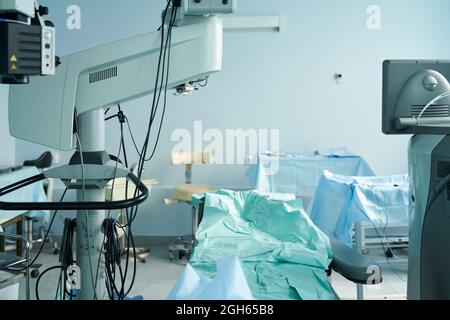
125 8 178 296
128 4 177 226
92 1 178 299
146 7 175 162
59 218 76 270
35 265 61 300
118 115 134 299
101 106 138 300
55 269 62 300
105 114 119 122
125 117 143 158
103 218 123 299
135 0 175 170
132 0 178 228
35 194 77 300
92 113 124 298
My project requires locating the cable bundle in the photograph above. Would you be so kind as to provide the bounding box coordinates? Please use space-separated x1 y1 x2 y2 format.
97 0 179 300
59 218 76 270
36 217 77 300
103 218 124 299
36 0 179 300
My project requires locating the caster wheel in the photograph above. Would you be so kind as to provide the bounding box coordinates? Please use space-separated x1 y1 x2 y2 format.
31 269 40 278
385 248 394 258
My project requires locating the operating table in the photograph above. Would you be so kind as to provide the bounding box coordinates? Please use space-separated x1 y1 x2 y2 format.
188 194 382 300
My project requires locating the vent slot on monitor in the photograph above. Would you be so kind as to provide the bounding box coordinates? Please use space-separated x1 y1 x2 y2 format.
89 66 118 84
411 105 449 118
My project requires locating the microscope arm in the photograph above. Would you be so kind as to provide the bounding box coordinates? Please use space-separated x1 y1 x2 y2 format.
3 16 224 211
9 16 223 151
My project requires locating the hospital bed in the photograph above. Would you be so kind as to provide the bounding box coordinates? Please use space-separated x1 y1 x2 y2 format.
248 152 407 258
309 171 409 251
309 171 409 299
169 190 382 300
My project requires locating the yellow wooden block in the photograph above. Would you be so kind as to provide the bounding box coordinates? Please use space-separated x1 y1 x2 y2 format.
171 152 214 165
105 178 158 201
173 184 214 202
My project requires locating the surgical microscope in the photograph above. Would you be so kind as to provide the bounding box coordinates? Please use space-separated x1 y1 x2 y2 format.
0 0 56 84
383 60 450 299
0 0 236 300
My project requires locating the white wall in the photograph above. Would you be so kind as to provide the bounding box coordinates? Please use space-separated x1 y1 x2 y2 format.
8 0 450 235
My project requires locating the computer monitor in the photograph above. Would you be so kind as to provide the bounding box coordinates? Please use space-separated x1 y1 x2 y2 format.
382 60 450 135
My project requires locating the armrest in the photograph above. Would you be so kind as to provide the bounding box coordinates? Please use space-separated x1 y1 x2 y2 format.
329 237 382 285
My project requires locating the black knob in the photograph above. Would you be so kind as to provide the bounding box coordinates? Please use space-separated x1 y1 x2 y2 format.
55 56 61 67
194 0 202 3
38 5 49 16
223 0 229 4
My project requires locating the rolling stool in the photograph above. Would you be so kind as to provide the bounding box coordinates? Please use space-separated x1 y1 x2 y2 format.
164 152 214 262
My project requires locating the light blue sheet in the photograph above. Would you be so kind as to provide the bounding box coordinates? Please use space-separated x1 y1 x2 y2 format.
0 167 49 224
168 257 254 300
246 152 375 198
309 171 409 245
188 190 335 300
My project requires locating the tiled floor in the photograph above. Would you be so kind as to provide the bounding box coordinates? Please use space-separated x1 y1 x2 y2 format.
19 246 185 300
14 244 408 300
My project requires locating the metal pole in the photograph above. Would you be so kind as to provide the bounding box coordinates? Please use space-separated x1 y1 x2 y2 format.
192 205 198 243
355 222 365 300
26 218 33 251
76 109 106 300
